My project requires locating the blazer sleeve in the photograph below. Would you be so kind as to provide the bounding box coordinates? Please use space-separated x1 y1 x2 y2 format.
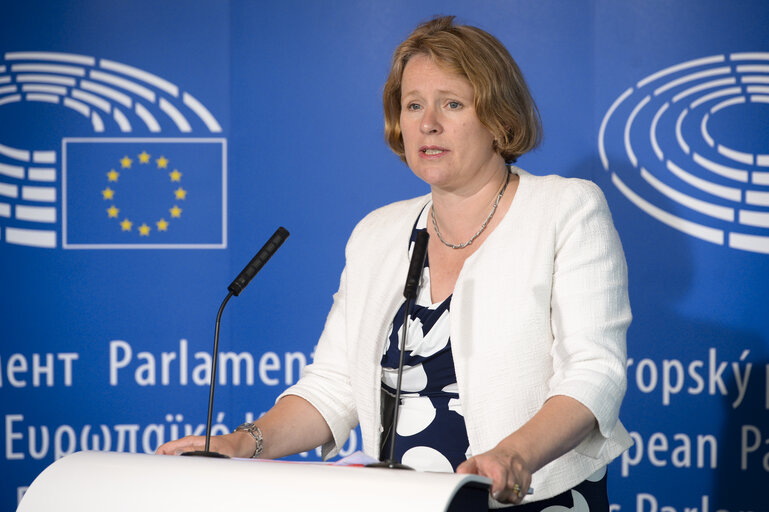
545 179 632 458
277 263 359 459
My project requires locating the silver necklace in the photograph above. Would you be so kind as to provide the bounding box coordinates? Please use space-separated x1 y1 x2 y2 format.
431 170 510 250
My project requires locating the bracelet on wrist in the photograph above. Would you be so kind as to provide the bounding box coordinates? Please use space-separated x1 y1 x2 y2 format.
233 422 263 458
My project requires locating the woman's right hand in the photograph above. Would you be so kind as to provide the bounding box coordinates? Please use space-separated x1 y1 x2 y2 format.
155 396 333 459
155 432 254 457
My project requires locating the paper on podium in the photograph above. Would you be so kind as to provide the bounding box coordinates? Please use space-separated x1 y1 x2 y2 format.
18 451 492 511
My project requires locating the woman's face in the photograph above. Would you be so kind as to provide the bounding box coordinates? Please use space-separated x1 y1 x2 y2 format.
399 54 501 193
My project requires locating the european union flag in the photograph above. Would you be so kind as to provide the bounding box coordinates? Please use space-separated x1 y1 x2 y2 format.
62 138 226 248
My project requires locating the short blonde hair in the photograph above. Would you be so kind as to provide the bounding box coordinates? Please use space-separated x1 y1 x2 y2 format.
383 16 541 163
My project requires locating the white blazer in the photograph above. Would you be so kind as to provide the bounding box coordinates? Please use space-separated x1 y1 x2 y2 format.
280 168 633 502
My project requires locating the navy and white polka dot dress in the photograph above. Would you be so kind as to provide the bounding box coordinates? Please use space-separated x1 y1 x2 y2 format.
380 205 610 511
380 207 470 472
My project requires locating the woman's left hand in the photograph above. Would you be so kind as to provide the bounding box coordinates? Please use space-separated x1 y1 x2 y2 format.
456 445 532 505
456 397 598 505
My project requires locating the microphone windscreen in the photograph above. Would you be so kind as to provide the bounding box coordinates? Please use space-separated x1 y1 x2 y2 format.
403 230 429 299
227 227 290 296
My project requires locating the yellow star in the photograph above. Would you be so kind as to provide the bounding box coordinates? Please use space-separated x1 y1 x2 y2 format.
174 187 187 200
156 156 169 169
138 151 151 164
169 169 182 182
107 205 119 218
120 156 132 169
107 169 119 182
102 187 115 200
156 218 169 231
138 223 151 236
120 218 132 231
170 205 182 218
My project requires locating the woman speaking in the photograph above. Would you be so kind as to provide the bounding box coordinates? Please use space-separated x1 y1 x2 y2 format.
158 16 632 510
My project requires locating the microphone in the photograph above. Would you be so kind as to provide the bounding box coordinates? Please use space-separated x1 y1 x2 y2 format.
369 230 429 470
228 227 290 296
183 227 290 458
403 230 429 300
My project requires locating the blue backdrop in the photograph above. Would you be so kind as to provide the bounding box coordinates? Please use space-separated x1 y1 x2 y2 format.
2 1 768 510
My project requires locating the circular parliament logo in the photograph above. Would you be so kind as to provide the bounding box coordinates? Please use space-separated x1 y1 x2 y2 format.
599 52 769 255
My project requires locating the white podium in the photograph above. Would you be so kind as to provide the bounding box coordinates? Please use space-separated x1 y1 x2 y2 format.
17 451 492 511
